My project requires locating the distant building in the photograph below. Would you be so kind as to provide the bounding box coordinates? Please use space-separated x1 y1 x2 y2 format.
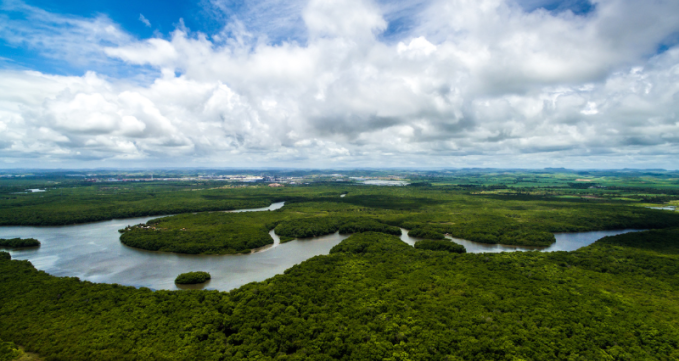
268 183 284 187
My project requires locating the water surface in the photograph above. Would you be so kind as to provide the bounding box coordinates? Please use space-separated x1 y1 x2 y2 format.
647 206 676 211
0 215 347 291
227 201 285 213
362 180 409 186
399 228 642 253
1 207 642 292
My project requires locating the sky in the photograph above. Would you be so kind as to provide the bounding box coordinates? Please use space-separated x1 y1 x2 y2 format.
0 0 678 169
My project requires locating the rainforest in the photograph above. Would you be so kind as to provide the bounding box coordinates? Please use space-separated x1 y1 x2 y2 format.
1 169 679 360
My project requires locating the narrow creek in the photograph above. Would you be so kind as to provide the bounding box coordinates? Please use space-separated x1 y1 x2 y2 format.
0 202 642 291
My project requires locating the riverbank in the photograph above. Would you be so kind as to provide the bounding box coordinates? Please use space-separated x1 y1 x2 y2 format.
1 220 644 292
1 228 678 360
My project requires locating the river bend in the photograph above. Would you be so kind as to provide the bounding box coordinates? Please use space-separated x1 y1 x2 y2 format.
1 202 641 291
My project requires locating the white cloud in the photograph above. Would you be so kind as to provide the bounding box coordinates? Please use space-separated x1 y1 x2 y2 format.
139 14 151 27
1 0 679 168
303 0 387 39
0 0 132 68
397 37 437 58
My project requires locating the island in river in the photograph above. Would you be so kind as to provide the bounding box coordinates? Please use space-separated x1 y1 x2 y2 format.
1 228 679 360
116 185 677 255
0 238 40 248
1 171 679 360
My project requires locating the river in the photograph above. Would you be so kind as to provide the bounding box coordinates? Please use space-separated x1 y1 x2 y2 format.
398 228 643 252
0 202 642 291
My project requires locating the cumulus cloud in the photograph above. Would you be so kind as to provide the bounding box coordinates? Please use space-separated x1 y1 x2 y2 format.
0 0 678 168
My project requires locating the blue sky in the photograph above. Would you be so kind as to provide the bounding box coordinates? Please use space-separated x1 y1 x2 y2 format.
0 0 678 169
1 0 198 75
1 0 599 76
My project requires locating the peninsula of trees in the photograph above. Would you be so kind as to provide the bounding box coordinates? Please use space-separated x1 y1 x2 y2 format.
1 228 679 359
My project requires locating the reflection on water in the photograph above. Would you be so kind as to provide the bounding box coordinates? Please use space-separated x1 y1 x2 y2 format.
0 201 348 292
647 206 676 211
362 180 409 186
227 201 285 213
0 205 642 292
176 279 213 290
400 228 643 253
0 214 348 291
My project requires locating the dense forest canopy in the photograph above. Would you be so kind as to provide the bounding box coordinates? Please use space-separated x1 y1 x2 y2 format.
413 239 467 253
119 211 283 254
0 238 40 248
117 186 679 253
1 171 679 360
175 272 211 285
1 228 679 360
2 169 678 227
0 338 22 361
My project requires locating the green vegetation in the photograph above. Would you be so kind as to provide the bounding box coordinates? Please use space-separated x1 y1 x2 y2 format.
407 227 445 239
4 168 679 227
448 225 556 246
2 169 679 359
175 272 211 285
2 229 679 360
120 210 404 253
119 211 284 254
328 232 412 254
0 182 275 226
275 216 401 242
0 238 40 248
116 182 679 253
0 338 22 361
414 239 466 253
273 217 342 241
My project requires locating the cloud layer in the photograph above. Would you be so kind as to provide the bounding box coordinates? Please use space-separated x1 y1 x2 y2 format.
1 0 678 168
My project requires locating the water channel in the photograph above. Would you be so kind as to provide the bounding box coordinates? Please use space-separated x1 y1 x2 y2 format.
399 228 642 252
1 202 642 291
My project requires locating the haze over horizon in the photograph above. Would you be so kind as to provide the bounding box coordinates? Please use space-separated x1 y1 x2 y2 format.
1 0 678 169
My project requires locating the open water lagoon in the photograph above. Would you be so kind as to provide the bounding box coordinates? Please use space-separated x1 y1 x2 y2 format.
0 215 348 291
0 203 643 291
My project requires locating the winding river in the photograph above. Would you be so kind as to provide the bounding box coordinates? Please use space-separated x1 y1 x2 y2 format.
0 202 642 291
398 228 642 252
